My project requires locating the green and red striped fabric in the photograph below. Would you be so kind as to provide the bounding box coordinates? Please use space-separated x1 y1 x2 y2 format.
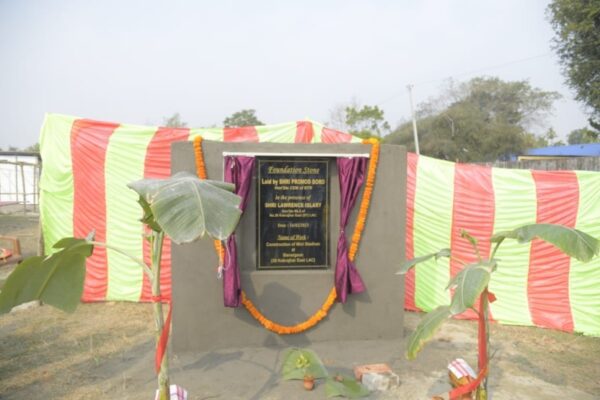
405 156 600 336
39 113 360 303
39 113 600 336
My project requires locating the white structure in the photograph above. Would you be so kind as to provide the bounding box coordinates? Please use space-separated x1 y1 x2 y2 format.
0 152 41 208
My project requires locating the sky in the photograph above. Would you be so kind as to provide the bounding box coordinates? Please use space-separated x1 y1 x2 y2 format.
0 0 591 149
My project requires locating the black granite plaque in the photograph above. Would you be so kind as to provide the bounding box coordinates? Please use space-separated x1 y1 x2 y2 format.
257 158 329 269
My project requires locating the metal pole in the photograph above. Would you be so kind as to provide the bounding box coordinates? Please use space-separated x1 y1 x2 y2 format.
34 163 40 212
20 163 26 214
407 84 420 155
14 158 18 204
33 164 37 212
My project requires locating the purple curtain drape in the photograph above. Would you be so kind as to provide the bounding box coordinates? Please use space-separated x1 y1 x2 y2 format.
223 156 256 307
335 157 367 303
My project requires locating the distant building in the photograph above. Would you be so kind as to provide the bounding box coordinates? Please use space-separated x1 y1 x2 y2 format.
518 143 600 161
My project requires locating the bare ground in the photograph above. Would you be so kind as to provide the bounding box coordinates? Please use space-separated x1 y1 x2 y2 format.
0 214 598 399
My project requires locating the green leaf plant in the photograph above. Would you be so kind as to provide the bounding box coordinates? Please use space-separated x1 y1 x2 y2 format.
0 172 242 400
397 224 600 399
324 374 371 398
0 235 93 314
281 348 370 398
282 348 328 381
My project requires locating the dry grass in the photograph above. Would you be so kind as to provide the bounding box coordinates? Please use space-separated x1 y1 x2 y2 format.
0 302 154 399
0 213 159 400
1 213 599 399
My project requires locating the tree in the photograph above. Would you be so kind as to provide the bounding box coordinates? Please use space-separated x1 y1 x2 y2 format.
24 143 40 152
327 103 352 132
540 127 565 147
548 0 600 128
344 105 390 138
163 113 187 128
223 109 264 127
385 77 561 162
568 127 599 144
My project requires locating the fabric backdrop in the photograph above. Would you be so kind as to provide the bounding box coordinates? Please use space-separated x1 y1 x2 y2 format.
39 113 600 336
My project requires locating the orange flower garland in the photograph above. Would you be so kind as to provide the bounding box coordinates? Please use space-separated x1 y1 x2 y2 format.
349 138 380 261
193 136 225 265
192 135 380 334
192 136 207 180
242 287 338 334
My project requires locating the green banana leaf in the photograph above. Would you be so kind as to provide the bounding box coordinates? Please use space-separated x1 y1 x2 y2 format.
0 237 93 314
325 375 370 398
460 229 483 256
137 196 162 232
397 248 451 275
460 229 478 247
128 172 242 243
491 223 599 262
281 348 328 380
447 262 493 315
406 306 451 360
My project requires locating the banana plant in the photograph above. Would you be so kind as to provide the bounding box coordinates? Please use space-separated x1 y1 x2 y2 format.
0 171 242 400
397 223 599 399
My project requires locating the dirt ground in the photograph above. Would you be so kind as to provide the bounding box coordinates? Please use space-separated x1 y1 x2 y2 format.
0 213 599 399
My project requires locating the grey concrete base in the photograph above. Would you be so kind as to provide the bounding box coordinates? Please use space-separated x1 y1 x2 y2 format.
170 338 413 400
171 142 406 353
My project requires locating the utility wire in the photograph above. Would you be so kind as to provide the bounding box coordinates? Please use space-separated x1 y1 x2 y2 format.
377 52 553 105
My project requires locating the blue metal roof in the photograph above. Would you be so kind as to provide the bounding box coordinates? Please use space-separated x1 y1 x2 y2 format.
526 143 600 157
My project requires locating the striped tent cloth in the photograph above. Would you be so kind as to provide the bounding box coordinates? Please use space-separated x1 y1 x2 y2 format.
39 113 360 304
39 114 600 336
405 153 600 336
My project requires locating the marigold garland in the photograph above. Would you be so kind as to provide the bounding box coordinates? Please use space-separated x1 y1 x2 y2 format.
242 287 338 334
192 135 380 334
349 138 380 261
192 136 207 180
193 136 225 264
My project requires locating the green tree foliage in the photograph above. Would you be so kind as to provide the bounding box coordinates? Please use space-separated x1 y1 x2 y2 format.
534 128 566 147
345 105 390 138
162 113 187 128
223 109 264 127
327 103 352 132
385 77 561 161
24 143 40 152
548 0 600 127
568 127 599 144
